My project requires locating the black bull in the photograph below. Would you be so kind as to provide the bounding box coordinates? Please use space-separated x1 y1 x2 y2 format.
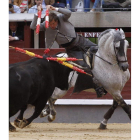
9 58 72 131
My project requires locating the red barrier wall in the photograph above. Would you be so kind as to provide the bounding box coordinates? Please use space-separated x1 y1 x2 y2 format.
9 48 131 100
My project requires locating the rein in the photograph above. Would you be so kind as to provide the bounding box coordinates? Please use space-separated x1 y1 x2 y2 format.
94 53 114 65
90 39 128 66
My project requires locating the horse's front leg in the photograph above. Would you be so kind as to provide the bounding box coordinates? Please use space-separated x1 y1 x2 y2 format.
119 99 131 119
14 105 27 128
99 99 118 129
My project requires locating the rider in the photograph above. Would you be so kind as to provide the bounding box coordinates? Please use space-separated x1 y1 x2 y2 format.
30 5 106 97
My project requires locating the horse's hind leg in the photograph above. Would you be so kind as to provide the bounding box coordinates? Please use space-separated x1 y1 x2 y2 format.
40 88 68 119
40 105 50 118
47 98 57 122
99 99 118 129
14 105 27 127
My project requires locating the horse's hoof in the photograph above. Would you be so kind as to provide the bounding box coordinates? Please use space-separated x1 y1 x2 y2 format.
14 119 21 127
9 125 16 132
40 112 45 118
40 109 50 118
18 119 28 128
99 123 107 129
48 115 55 122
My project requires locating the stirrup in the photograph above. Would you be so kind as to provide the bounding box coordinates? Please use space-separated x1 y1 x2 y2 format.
95 87 107 98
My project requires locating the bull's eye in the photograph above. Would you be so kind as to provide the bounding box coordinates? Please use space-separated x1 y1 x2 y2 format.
115 41 120 48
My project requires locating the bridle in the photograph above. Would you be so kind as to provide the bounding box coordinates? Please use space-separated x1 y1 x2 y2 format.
113 39 128 64
90 38 128 66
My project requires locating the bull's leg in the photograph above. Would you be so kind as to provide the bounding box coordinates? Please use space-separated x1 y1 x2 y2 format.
9 103 20 132
48 98 57 122
18 99 47 128
14 105 27 127
9 121 16 132
99 99 118 129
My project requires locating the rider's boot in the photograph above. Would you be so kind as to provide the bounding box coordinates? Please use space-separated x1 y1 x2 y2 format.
92 77 107 98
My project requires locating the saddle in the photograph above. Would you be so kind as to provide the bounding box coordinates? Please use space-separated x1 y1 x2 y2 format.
84 46 97 70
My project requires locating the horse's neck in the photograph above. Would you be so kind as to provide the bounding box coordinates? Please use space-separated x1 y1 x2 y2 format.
97 43 117 64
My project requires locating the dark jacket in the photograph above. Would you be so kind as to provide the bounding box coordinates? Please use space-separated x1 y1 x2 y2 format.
9 28 24 41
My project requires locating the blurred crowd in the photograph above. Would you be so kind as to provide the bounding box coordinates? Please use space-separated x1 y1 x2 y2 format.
9 0 131 14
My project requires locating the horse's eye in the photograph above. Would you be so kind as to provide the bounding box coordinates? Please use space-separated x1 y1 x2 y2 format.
115 41 120 48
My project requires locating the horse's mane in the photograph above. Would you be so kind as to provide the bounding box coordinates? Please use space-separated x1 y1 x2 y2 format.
98 29 112 42
98 29 113 47
98 29 125 48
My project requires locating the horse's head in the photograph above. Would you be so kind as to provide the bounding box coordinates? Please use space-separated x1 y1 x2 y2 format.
98 29 129 71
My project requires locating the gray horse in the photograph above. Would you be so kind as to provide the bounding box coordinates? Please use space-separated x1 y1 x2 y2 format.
40 28 131 129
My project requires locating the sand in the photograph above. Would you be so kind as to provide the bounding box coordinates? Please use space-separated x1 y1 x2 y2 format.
9 123 131 140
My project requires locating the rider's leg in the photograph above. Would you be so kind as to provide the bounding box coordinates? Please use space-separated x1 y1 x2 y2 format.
65 36 106 97
66 50 106 97
81 38 107 97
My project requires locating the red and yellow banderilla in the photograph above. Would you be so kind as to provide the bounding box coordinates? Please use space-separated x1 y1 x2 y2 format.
36 10 42 34
57 61 92 77
9 46 92 76
36 9 49 34
9 46 82 62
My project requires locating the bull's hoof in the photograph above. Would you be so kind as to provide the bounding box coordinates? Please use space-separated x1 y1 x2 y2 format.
14 119 21 127
48 115 55 122
18 119 28 128
99 123 107 129
9 125 16 132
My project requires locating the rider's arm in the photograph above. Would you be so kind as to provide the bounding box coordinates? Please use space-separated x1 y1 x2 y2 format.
30 5 45 31
47 5 71 21
57 8 71 21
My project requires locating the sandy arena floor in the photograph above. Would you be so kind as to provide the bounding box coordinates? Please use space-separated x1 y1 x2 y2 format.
9 123 131 140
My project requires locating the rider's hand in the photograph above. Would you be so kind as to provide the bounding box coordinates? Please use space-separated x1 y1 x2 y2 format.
46 5 56 11
37 4 43 11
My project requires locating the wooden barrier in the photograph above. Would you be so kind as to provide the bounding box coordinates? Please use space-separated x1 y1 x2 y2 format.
9 48 131 100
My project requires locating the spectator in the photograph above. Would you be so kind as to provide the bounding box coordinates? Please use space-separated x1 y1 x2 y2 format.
66 0 72 10
103 0 131 11
84 0 90 12
52 0 66 8
9 0 21 13
44 0 55 5
42 0 46 6
14 0 34 13
28 0 46 14
9 22 24 42
90 0 104 12
116 0 131 8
